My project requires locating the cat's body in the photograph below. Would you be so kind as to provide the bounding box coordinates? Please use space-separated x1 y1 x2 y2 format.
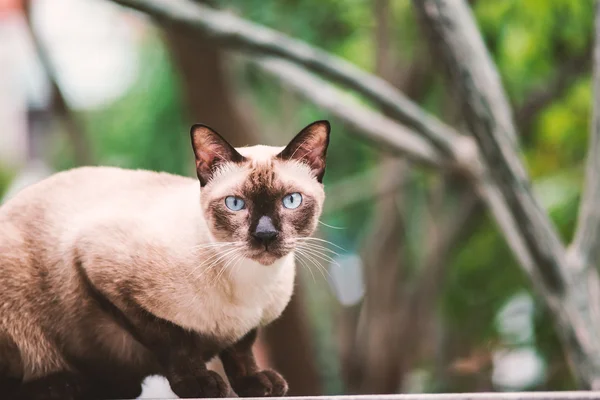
0 166 295 378
0 121 330 399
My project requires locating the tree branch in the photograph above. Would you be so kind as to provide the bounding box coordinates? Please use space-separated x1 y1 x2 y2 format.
322 165 405 215
109 0 468 158
570 4 600 271
413 0 600 388
412 0 566 293
252 58 444 167
106 0 576 298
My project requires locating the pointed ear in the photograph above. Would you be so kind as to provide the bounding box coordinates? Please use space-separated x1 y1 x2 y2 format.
190 124 246 186
277 120 331 183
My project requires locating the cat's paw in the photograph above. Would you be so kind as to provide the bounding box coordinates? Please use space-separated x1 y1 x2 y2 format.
169 370 229 398
233 369 288 397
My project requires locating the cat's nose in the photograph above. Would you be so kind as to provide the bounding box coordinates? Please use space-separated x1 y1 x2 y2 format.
252 216 279 244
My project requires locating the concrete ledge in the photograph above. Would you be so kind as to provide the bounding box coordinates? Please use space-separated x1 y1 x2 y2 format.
166 393 600 400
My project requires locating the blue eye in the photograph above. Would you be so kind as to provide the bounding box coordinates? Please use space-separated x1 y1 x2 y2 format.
225 196 245 211
282 193 302 209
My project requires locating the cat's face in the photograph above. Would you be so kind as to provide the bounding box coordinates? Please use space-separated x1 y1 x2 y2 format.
191 121 330 265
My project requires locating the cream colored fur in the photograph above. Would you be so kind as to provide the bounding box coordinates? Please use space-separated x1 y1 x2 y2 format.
0 143 324 380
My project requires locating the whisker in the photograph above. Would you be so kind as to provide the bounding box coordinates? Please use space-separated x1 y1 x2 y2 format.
297 237 346 251
210 248 243 285
297 244 340 268
318 220 346 230
222 251 245 278
294 250 317 284
229 252 246 277
192 246 243 280
295 248 330 281
188 247 232 278
302 251 330 281
297 242 340 259
217 248 247 281
192 241 244 250
297 242 340 257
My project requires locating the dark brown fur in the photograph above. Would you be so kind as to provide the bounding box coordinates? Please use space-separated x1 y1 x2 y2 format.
2 258 284 399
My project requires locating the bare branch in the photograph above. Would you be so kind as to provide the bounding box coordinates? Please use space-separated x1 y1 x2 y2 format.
322 165 405 215
570 4 600 271
412 0 567 293
253 58 444 167
413 0 600 388
109 0 467 157
107 0 586 295
107 0 575 298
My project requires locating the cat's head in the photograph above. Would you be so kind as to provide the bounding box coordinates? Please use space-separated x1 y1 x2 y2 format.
191 120 330 265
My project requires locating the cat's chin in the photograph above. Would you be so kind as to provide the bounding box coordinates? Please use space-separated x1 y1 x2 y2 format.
249 249 290 266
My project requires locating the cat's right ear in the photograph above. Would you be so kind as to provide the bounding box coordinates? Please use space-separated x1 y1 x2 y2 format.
190 124 246 186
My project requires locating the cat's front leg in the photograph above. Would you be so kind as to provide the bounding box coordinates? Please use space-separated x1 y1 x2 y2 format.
137 324 230 398
164 359 228 399
77 257 230 398
220 329 288 397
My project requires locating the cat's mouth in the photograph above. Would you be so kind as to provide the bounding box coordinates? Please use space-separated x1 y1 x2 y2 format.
247 242 291 265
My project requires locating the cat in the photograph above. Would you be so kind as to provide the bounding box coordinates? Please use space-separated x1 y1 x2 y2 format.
0 120 330 399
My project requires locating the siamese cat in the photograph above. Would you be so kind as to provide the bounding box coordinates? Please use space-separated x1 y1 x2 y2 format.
0 120 330 400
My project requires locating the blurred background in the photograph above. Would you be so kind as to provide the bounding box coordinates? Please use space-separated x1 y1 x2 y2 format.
0 0 595 397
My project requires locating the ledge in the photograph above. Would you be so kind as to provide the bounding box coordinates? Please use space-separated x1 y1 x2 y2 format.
164 393 600 400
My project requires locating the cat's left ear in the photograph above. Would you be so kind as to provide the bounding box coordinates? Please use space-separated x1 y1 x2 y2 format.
190 124 246 186
277 120 330 183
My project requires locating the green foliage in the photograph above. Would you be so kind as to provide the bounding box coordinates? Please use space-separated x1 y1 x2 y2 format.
219 0 373 68
531 77 591 176
475 0 593 103
0 165 14 200
82 32 191 176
